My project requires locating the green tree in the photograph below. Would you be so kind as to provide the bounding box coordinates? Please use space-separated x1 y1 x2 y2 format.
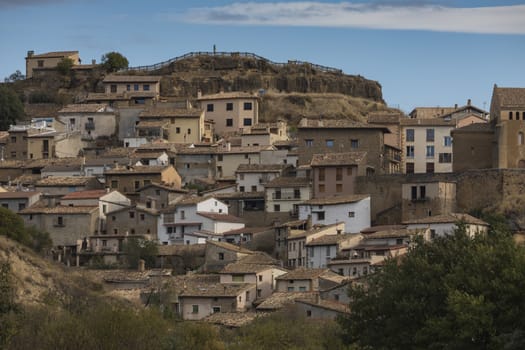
339 225 525 349
0 262 18 348
0 207 52 252
0 85 24 130
56 57 74 75
4 70 25 83
101 51 129 72
123 238 158 269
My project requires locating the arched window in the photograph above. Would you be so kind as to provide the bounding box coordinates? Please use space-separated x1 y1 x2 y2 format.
510 111 513 120
519 132 524 145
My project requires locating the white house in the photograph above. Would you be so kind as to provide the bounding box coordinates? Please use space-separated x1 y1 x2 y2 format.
306 233 362 269
298 194 371 233
235 163 289 192
403 213 489 238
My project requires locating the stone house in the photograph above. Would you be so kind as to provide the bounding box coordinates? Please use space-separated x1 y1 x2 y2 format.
101 74 161 104
0 191 41 212
286 222 345 268
298 194 371 233
310 152 366 198
275 268 346 293
131 150 170 166
215 145 262 179
137 182 187 210
105 165 181 196
35 176 103 196
403 213 488 238
214 191 266 227
198 91 259 136
241 121 288 147
106 205 159 237
203 240 258 272
236 163 290 193
305 233 362 269
173 145 216 185
57 104 117 140
295 298 350 320
264 176 311 222
401 180 456 221
273 219 308 263
296 118 390 174
25 50 80 79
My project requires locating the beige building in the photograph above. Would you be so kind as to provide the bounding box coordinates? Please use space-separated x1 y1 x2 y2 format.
401 181 456 222
452 123 494 172
57 104 117 140
106 205 159 239
96 75 161 105
214 145 262 179
241 121 289 147
25 50 80 79
136 107 206 144
265 176 311 220
198 91 259 136
105 165 181 196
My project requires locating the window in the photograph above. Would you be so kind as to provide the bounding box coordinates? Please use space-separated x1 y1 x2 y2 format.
420 185 426 199
510 111 513 120
406 145 414 158
326 139 334 147
134 180 140 189
126 84 131 91
218 252 224 260
207 104 214 112
305 139 313 147
318 184 325 193
406 129 415 142
243 102 252 110
180 210 185 219
406 162 414 174
444 136 452 147
336 183 343 192
251 185 257 192
426 162 435 173
426 145 435 158
336 167 343 181
351 139 359 149
326 246 331 256
348 211 355 217
143 84 150 91
288 287 295 292
57 216 64 226
274 204 280 212
226 102 233 111
347 167 353 176
517 112 521 120
192 305 199 314
299 286 307 292
317 212 325 220
226 118 233 127
10 136 16 143
306 310 312 317
111 180 118 188
239 186 245 192
176 127 180 134
257 289 262 297
140 214 145 221
411 186 417 200
426 128 435 142
102 204 107 214
294 189 300 199
212 306 220 313
37 60 44 67
129 211 135 218
232 275 245 282
243 118 252 126
18 203 25 211
258 275 263 282
519 132 524 145
134 84 139 91
318 168 325 181
10 151 16 158
439 153 452 163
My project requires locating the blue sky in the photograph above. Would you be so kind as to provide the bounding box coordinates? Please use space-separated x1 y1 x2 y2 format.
1 0 524 112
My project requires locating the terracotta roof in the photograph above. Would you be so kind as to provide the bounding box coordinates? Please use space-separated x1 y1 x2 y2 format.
298 118 389 131
310 152 367 166
35 176 96 187
494 87 525 108
306 233 357 246
28 51 78 59
403 213 488 226
274 219 308 228
236 163 287 173
409 107 457 119
197 211 245 223
60 189 108 200
0 191 41 199
256 292 317 311
179 282 254 297
139 108 202 118
197 91 257 100
20 205 98 215
295 298 350 314
58 104 109 114
104 165 170 175
400 118 456 126
86 93 129 101
301 194 369 206
103 74 161 83
264 176 310 188
176 146 217 155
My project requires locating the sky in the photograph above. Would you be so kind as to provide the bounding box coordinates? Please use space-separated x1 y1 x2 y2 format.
1 0 524 113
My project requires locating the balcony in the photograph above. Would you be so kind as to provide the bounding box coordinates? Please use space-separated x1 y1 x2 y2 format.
272 192 301 200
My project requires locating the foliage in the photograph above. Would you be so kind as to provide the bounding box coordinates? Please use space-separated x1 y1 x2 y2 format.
101 51 129 72
0 84 24 130
169 321 225 350
4 70 25 83
0 207 52 253
0 262 19 348
339 225 525 349
229 308 348 350
56 57 74 75
123 238 158 269
27 90 56 103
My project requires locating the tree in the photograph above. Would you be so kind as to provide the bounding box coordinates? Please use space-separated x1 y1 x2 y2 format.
123 238 158 269
4 70 25 83
0 207 52 252
56 57 74 75
0 85 24 130
339 225 525 349
101 51 129 72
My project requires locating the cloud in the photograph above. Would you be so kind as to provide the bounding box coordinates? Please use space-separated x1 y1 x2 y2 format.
180 2 525 35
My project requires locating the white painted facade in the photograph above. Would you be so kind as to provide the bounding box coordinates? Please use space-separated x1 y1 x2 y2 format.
405 221 488 238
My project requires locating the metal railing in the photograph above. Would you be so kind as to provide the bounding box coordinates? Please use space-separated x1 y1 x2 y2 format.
121 51 343 74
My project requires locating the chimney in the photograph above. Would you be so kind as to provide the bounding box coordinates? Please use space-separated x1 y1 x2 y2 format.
91 59 96 65
138 259 145 272
454 104 458 109
197 89 202 99
467 99 471 106
226 142 231 152
27 50 34 58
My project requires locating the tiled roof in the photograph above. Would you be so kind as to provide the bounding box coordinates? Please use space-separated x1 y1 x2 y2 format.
197 91 257 100
400 118 456 126
86 93 129 101
41 164 82 172
295 298 350 314
403 213 488 226
179 282 254 297
215 191 265 199
0 191 41 199
137 182 187 193
60 189 108 200
35 176 95 186
367 111 403 124
20 205 98 215
288 222 341 240
276 268 332 280
135 121 168 128
298 118 389 131
310 152 367 166
220 263 275 274
494 87 525 108
363 229 417 239
361 225 407 233
197 211 245 223
104 165 169 175
216 146 264 154
274 219 308 228
256 292 317 310
236 163 287 173
236 252 281 265
28 51 78 59
301 194 369 206
409 107 457 119
139 108 202 118
264 176 310 188
176 195 213 206
58 104 109 114
222 226 273 236
102 74 161 83
451 123 494 133
206 240 256 254
306 233 357 246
